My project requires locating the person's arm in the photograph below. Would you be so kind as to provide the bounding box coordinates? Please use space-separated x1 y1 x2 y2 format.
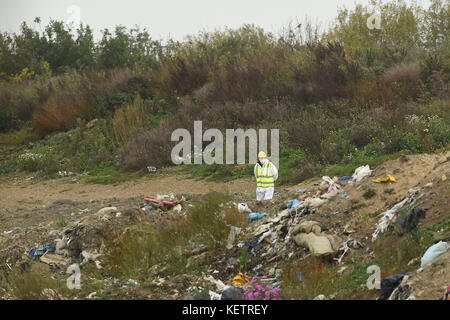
271 163 278 181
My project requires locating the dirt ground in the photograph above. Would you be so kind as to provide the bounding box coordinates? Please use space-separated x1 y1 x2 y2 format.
0 171 256 211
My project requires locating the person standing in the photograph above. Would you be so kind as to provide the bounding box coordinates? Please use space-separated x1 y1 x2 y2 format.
254 151 278 201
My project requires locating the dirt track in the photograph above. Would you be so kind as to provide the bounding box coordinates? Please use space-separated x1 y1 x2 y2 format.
0 172 256 211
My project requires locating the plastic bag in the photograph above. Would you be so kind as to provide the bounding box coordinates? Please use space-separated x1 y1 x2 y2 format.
248 212 268 222
352 165 372 182
373 174 397 183
421 241 449 267
237 203 251 213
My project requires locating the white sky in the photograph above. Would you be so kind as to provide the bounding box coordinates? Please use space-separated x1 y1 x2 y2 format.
0 0 432 41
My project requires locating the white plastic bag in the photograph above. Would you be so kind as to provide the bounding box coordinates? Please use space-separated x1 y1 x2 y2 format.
420 241 449 267
226 226 242 250
237 203 251 213
352 165 372 182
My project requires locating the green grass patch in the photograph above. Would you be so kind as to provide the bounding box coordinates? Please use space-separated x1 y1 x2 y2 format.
362 209 382 221
83 162 134 184
363 189 376 199
0 125 40 147
54 215 68 228
412 215 450 251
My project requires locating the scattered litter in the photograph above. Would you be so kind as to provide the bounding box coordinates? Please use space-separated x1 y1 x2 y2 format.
209 291 221 300
248 212 268 222
205 275 229 292
288 199 299 210
288 199 305 213
394 204 427 233
372 187 420 241
420 241 449 267
173 204 182 214
338 176 352 181
296 189 306 194
97 207 117 215
221 286 245 300
39 252 69 266
127 279 139 286
231 272 251 287
142 205 155 211
294 232 339 257
337 266 347 274
352 165 372 182
3 227 22 235
378 274 404 300
87 292 97 299
29 242 56 258
341 193 349 199
58 171 73 177
147 166 157 173
237 203 252 213
323 185 340 198
296 271 302 282
226 226 242 250
144 197 181 208
81 250 102 265
305 197 327 208
373 174 397 183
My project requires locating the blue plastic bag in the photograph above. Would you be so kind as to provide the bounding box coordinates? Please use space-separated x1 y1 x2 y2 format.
288 199 299 209
248 212 268 222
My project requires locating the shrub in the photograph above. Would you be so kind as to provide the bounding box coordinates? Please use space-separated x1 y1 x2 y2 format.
5 268 67 300
16 148 59 174
103 228 156 279
0 125 39 146
185 192 232 248
113 95 146 146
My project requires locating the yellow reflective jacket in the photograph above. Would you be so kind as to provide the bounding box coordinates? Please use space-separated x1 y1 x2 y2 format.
254 161 274 188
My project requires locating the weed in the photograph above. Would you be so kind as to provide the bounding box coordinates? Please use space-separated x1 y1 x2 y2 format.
5 267 67 300
54 215 67 228
363 189 376 200
238 247 250 271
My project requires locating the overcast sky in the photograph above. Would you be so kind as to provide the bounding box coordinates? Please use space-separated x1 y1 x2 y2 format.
0 0 432 41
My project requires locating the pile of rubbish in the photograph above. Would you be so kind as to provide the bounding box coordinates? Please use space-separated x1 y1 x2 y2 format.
1 153 448 300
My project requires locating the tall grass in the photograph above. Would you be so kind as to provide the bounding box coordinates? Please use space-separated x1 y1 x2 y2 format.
113 95 146 146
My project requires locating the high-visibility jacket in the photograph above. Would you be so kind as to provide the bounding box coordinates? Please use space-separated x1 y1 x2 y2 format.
255 161 275 188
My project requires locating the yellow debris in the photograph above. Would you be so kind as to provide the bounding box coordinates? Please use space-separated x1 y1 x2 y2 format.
442 174 447 181
232 272 251 287
372 174 397 183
